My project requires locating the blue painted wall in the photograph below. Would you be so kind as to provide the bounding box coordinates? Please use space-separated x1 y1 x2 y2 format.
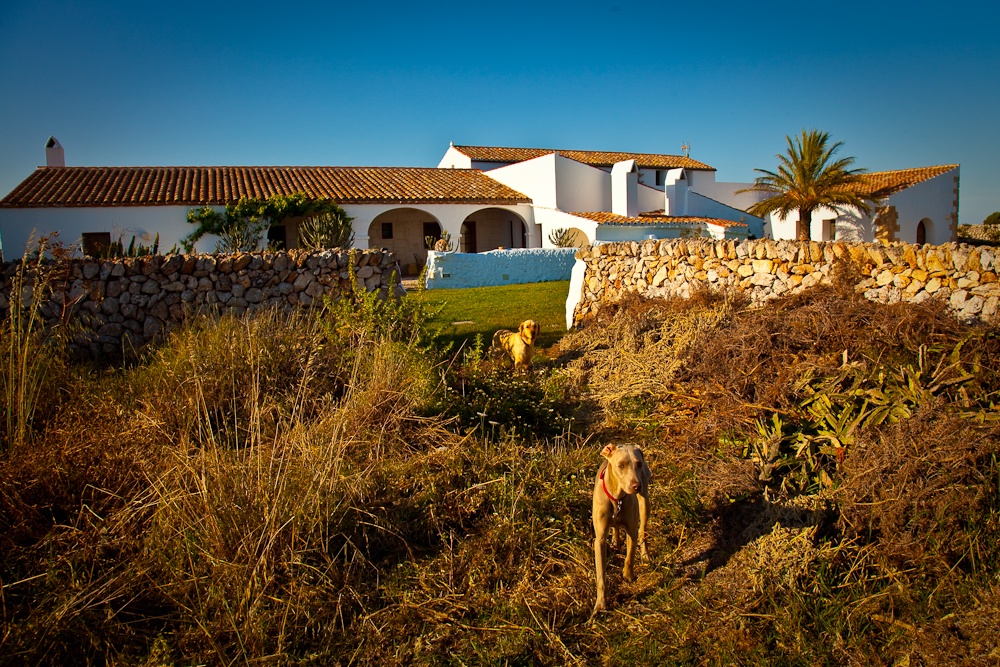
424 248 577 289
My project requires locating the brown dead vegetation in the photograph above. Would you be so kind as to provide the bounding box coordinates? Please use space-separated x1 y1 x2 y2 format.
3 278 1000 665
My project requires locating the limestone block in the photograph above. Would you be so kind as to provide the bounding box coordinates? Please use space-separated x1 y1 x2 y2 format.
983 296 999 320
962 296 985 315
293 271 315 290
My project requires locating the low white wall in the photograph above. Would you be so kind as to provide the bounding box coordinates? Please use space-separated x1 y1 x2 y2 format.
424 248 577 289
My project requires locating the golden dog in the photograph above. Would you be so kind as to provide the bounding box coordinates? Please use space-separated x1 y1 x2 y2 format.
591 443 651 618
491 320 540 371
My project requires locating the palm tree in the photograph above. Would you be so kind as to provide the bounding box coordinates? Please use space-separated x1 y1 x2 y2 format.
739 130 870 241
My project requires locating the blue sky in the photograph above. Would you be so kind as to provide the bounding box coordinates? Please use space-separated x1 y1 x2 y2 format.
1 0 997 225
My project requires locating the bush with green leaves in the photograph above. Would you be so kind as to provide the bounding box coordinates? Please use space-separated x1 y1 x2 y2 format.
425 343 577 441
298 209 355 250
183 193 350 253
320 256 441 352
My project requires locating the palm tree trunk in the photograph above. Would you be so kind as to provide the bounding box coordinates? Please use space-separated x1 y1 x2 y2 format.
797 207 813 241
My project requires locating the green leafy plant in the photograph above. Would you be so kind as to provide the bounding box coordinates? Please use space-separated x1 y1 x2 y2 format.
426 360 577 441
320 251 442 352
298 208 355 250
183 193 348 252
745 339 983 495
104 233 160 258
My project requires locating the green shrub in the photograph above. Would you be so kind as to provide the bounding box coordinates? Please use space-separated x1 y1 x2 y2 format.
426 354 577 441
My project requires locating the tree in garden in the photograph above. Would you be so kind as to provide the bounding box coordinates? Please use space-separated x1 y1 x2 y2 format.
183 193 352 253
738 130 870 241
984 212 1000 227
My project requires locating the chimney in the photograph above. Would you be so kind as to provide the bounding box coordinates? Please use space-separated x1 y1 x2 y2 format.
45 136 65 167
611 159 638 217
663 168 688 216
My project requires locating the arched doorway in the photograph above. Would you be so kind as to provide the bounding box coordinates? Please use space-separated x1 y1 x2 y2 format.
368 208 441 275
461 208 528 252
916 218 931 244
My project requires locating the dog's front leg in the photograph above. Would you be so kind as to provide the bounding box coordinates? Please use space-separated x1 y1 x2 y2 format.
591 511 611 618
637 486 650 562
622 516 639 583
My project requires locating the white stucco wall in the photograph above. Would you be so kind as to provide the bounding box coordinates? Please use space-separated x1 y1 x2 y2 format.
594 222 746 242
882 168 959 244
0 201 538 260
485 155 560 209
686 193 765 238
536 208 598 248
436 146 473 169
0 205 220 258
423 247 577 289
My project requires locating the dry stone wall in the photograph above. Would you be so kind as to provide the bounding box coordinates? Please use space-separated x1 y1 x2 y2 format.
0 248 402 357
572 239 1000 325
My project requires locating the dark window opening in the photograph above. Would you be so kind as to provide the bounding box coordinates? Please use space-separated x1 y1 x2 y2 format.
381 222 394 239
461 221 477 253
267 225 287 250
82 232 111 257
423 221 440 238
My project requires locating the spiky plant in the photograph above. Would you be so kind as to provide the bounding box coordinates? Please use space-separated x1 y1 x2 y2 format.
738 129 870 241
298 210 355 250
547 228 579 248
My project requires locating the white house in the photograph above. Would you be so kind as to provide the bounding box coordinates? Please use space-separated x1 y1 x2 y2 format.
762 165 960 244
0 139 535 269
440 144 764 244
0 138 959 261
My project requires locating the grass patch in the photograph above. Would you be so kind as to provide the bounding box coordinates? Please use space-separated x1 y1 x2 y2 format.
418 280 570 352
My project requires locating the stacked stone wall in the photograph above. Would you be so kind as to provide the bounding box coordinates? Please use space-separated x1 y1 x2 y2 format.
573 239 1000 325
0 248 402 357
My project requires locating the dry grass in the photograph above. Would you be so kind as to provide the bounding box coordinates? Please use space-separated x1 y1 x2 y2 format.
3 277 1000 665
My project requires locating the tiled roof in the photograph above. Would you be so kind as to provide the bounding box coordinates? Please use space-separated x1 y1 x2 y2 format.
856 165 958 198
0 166 532 208
452 145 715 171
570 211 747 228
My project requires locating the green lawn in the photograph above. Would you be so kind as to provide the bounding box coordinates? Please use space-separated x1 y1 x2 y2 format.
415 280 571 352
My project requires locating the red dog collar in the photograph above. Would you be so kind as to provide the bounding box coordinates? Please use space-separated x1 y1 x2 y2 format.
599 468 624 517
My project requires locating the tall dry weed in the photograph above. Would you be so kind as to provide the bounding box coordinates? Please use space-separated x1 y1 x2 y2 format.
1 235 72 451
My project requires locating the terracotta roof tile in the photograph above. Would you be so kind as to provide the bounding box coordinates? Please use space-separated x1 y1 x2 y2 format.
570 211 747 228
856 165 958 198
453 145 715 171
0 166 532 208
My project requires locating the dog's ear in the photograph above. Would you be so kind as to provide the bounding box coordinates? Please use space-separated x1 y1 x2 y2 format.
519 321 527 334
600 444 617 460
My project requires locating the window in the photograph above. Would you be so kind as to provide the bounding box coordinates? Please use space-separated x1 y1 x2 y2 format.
822 219 837 241
82 232 111 257
381 222 393 239
267 225 287 250
655 170 665 186
423 222 440 239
